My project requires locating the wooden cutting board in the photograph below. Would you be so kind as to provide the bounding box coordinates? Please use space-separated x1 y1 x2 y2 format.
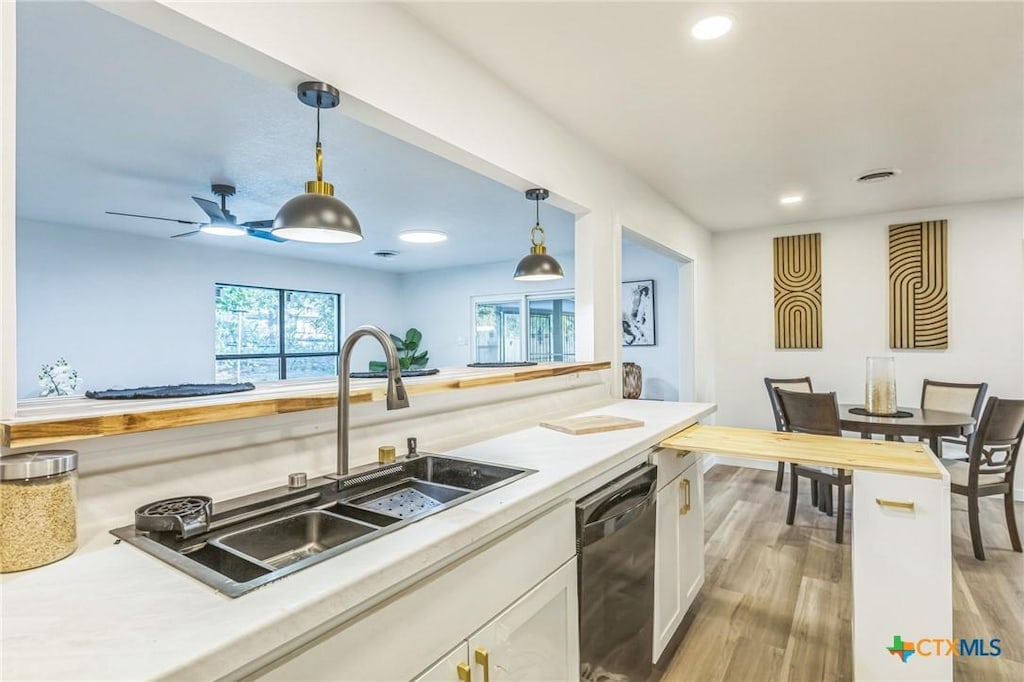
540 414 645 435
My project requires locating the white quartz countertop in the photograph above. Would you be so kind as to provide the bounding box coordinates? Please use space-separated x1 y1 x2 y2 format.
0 400 715 681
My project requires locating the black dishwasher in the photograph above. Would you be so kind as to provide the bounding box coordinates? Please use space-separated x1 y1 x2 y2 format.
576 463 658 682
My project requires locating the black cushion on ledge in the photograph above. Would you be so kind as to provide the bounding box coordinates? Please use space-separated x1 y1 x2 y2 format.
466 362 539 368
85 383 257 400
349 368 440 379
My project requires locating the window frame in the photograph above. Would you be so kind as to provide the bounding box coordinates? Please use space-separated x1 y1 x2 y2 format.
471 290 575 364
214 283 341 381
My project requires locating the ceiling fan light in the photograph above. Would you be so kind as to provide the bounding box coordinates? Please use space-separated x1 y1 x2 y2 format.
200 224 246 237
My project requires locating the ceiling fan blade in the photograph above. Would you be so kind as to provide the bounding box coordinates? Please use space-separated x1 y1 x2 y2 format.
241 219 274 229
106 211 201 225
247 228 287 243
192 196 228 223
170 230 201 239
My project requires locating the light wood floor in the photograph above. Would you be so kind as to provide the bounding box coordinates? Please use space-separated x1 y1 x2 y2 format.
657 465 1024 681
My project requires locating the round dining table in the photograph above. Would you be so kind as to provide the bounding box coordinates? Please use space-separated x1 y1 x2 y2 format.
838 403 976 458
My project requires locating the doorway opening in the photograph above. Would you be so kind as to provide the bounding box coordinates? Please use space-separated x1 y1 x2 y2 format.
620 230 695 402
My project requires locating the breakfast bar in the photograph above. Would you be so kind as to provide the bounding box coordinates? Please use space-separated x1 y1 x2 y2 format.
662 424 953 682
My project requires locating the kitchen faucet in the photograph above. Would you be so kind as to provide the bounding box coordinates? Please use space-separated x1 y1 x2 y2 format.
329 325 410 479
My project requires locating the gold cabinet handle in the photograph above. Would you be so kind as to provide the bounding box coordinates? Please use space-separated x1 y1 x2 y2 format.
457 662 471 682
875 497 915 511
679 478 691 515
474 648 490 682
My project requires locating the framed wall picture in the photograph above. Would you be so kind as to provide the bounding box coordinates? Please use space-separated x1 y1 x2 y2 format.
622 279 656 346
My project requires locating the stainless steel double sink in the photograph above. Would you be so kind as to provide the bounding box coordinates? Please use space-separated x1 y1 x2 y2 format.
111 454 534 596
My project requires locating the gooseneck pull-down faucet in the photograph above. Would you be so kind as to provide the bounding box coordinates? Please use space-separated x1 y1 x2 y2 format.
329 326 410 479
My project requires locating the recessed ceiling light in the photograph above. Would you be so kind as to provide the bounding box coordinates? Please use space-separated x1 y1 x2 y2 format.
779 194 804 206
691 15 733 41
856 168 902 183
398 230 448 244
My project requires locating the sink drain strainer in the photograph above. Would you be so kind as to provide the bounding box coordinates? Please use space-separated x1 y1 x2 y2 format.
359 488 443 518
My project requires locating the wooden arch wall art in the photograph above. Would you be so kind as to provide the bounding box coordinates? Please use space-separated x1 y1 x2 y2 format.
889 220 948 349
773 233 822 349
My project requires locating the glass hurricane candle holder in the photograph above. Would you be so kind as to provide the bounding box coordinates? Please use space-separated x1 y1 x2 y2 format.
865 356 898 416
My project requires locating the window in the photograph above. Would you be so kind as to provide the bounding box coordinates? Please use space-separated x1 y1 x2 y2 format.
527 296 576 363
215 284 340 382
475 300 522 363
473 292 575 364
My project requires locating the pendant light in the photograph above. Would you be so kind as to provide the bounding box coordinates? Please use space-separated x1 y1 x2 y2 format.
272 81 363 244
513 188 564 281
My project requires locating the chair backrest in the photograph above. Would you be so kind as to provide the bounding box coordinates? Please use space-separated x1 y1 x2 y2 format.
774 388 842 437
764 377 813 431
968 397 1024 482
921 379 988 419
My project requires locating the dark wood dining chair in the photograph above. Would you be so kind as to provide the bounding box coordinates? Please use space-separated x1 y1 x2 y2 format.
764 377 814 491
774 388 852 544
920 379 988 458
945 397 1024 560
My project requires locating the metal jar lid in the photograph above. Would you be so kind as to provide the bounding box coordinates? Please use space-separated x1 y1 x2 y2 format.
0 450 78 480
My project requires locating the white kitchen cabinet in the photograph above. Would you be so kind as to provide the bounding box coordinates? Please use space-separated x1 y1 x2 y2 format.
415 643 471 682
678 458 705 614
466 559 579 682
851 469 952 681
246 503 576 681
653 457 705 661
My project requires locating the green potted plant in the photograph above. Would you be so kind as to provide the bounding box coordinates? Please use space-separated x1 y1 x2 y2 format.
369 328 430 372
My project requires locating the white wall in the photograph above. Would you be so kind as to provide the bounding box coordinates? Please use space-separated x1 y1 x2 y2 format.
16 220 404 397
400 255 575 368
621 241 681 401
713 198 1024 432
0 1 16 417
102 0 715 406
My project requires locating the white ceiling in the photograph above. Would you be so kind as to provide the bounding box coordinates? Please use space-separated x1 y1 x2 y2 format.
404 1 1024 231
15 1 574 273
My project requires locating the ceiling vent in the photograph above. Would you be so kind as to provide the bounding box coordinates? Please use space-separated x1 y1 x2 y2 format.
856 168 902 183
373 250 400 259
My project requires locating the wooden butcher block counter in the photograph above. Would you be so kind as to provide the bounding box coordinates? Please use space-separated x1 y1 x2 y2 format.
661 423 944 478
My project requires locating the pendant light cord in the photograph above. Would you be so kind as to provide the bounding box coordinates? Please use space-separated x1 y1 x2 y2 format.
535 196 540 227
314 101 324 183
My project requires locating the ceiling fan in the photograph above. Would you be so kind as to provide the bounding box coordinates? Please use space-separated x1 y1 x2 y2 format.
106 183 286 242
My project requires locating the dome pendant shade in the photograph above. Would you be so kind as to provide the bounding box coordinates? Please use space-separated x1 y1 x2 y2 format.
514 250 564 281
272 81 362 244
272 193 362 244
514 188 563 281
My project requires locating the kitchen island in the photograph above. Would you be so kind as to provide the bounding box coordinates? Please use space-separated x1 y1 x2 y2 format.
662 425 953 682
1 403 953 682
0 399 713 681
